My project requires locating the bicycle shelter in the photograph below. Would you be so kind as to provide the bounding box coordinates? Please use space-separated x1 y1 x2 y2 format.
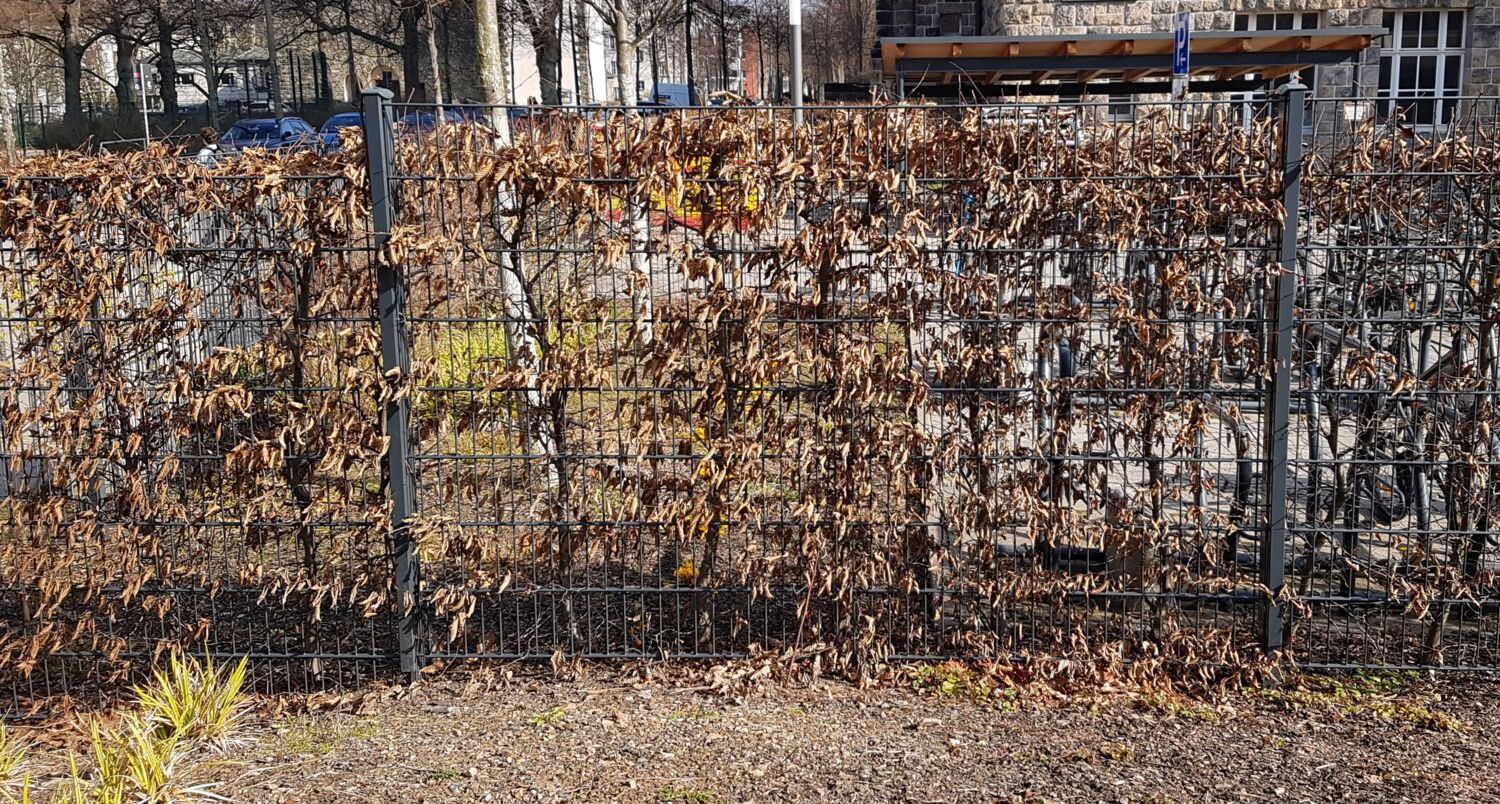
880 28 1383 99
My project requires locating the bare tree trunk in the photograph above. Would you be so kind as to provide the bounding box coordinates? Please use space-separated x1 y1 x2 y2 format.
572 0 593 103
0 45 14 157
113 32 137 114
424 2 444 110
521 0 564 105
155 9 180 122
401 5 421 100
604 13 654 344
60 3 86 130
473 0 509 105
612 13 636 105
194 0 220 125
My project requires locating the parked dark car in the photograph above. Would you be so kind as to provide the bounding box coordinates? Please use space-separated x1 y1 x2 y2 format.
220 117 318 151
396 109 491 138
318 112 364 153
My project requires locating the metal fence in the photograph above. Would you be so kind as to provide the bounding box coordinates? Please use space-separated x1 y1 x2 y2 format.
4 88 1500 718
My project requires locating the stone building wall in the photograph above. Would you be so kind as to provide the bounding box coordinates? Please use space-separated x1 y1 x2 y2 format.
426 4 483 104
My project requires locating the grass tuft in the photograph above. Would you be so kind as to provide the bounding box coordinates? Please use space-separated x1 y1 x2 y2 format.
0 724 32 804
270 716 379 755
1260 672 1465 731
1132 692 1220 723
909 662 1011 705
133 654 251 750
54 652 249 803
668 706 720 722
60 714 224 803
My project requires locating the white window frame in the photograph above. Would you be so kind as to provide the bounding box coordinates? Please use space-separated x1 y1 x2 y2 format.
1378 9 1466 128
1106 95 1134 123
1234 12 1319 131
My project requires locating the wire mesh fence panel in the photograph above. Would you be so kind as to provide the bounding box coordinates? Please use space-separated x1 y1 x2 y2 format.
389 98 1291 672
0 153 395 719
6 94 1500 721
1289 97 1500 670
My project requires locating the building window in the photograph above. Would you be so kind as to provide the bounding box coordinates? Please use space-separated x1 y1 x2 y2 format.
1234 12 1319 128
1107 95 1134 123
175 72 194 86
1379 10 1465 126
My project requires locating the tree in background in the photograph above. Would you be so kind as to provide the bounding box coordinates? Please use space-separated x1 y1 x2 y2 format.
284 0 425 100
0 1 108 130
584 0 681 104
473 0 509 104
91 3 148 116
803 0 874 86
513 0 562 105
744 0 786 99
182 1 262 124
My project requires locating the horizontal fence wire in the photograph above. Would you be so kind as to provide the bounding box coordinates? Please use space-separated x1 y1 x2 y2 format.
2 95 1500 719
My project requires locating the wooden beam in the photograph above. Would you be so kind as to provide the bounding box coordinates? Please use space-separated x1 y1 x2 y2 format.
1124 68 1153 82
1032 70 1055 84
1215 66 1257 81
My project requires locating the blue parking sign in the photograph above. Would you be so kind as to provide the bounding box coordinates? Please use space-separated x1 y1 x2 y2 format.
1173 11 1191 77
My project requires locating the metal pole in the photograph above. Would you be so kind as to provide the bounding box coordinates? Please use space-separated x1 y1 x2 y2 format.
138 66 151 145
1261 80 1305 660
362 87 421 681
718 1 729 94
789 0 803 123
685 0 695 103
264 0 281 121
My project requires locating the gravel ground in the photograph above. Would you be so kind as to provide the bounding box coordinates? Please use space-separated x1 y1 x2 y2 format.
188 666 1500 804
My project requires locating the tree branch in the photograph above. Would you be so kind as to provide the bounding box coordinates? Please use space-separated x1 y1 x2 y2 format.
0 29 64 57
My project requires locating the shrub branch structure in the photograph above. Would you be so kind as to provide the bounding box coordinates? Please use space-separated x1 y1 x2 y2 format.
2 96 1500 714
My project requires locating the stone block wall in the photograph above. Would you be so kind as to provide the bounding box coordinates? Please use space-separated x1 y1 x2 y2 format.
877 0 987 38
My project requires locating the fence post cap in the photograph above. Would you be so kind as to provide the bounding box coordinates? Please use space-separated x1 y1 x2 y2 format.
361 87 395 101
1274 80 1308 95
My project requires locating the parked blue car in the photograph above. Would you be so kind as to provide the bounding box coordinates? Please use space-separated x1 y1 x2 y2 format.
219 117 318 151
319 112 364 153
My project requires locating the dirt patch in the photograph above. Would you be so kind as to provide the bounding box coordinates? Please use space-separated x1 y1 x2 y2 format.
9 667 1498 803
184 667 1498 804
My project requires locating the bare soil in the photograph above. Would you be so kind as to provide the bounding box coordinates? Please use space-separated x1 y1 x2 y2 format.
191 667 1500 804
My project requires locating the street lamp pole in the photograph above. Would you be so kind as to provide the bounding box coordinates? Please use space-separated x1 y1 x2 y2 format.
685 0 695 103
789 0 802 123
718 1 729 95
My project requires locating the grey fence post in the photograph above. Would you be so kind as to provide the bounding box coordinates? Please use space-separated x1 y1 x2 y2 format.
1261 81 1305 658
363 87 421 681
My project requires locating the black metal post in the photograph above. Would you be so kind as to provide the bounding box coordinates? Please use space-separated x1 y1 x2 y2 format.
362 87 421 681
1261 80 1305 659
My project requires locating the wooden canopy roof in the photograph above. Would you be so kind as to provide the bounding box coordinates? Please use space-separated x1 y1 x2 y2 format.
881 28 1383 97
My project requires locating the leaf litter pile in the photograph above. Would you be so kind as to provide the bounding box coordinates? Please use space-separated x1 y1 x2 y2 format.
2 103 1500 719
